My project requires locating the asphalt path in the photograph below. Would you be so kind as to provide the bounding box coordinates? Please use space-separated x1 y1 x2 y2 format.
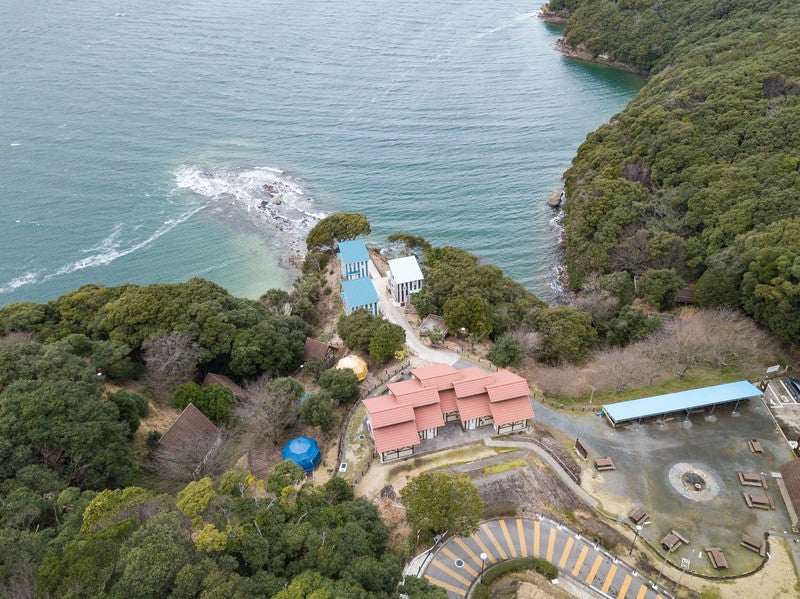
367 258 460 365
421 516 672 599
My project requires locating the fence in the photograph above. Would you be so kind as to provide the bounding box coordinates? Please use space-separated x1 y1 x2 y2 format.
337 360 411 472
518 435 581 485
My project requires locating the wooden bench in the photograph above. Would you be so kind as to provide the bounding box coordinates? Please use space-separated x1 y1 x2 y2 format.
743 492 775 510
705 547 728 569
594 457 616 471
738 471 768 489
748 439 764 453
629 506 649 526
661 530 689 552
740 534 767 557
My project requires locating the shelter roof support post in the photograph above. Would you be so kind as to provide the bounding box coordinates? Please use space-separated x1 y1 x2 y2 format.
734 399 740 413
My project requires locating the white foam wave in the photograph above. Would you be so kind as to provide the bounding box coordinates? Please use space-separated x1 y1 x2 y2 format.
45 205 206 279
0 271 41 294
174 163 327 234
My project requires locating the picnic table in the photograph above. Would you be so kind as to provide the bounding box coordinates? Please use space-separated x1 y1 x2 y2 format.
743 492 775 510
748 439 764 453
738 471 768 488
661 530 689 551
740 534 767 556
594 457 616 471
705 547 729 569
628 506 649 525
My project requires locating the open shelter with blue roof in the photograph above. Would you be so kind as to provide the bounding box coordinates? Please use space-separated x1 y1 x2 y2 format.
602 380 763 428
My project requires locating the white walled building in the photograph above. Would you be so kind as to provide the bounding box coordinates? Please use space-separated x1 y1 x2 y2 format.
387 255 424 305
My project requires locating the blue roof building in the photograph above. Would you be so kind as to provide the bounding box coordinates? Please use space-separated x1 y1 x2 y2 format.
338 239 370 280
602 380 763 427
341 277 379 316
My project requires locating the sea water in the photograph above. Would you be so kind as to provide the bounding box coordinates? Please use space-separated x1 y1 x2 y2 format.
0 1 642 306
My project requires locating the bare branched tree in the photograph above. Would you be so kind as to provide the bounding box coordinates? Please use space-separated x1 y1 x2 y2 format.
240 375 302 445
143 331 204 402
150 427 236 483
585 347 661 392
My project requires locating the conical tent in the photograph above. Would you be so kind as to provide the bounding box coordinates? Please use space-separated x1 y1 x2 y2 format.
336 354 368 381
281 436 321 472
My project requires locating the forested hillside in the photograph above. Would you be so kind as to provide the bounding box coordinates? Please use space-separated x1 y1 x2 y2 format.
545 0 800 342
0 277 447 598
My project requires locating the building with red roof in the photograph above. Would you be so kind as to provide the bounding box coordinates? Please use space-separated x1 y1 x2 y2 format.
363 364 534 461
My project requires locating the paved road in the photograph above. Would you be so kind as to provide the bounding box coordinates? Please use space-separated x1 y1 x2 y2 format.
422 516 671 599
367 258 459 365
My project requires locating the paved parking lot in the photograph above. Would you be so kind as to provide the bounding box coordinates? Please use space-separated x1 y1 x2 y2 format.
533 392 795 576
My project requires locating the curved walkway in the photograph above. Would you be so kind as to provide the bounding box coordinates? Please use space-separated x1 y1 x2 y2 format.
367 257 460 365
421 516 670 599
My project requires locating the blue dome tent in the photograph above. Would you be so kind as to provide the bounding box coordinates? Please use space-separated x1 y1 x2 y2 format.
281 436 321 472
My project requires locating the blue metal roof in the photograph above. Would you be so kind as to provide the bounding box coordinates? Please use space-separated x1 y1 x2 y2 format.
338 239 369 264
602 380 763 426
341 277 378 308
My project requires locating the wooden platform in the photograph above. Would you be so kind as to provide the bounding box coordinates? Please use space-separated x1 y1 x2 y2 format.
705 547 729 569
748 439 764 453
738 471 768 488
594 457 616 471
740 534 767 557
661 529 689 552
743 492 775 510
628 506 649 526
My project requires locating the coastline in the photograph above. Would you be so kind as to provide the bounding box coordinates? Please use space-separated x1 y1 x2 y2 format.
537 8 569 24
554 38 649 76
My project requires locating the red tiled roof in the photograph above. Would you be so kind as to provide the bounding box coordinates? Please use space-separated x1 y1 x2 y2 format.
456 394 492 421
414 403 445 431
362 395 415 428
410 363 463 389
371 420 421 454
486 375 530 403
489 396 534 426
453 369 495 398
387 379 440 406
438 388 459 414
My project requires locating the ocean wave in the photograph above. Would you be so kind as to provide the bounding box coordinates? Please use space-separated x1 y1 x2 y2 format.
0 204 208 296
173 163 327 236
45 204 207 279
0 271 41 294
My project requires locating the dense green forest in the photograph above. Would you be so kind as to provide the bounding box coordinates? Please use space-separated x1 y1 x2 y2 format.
0 278 447 598
544 0 800 343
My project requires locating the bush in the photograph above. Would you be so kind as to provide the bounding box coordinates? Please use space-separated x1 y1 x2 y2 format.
173 382 236 425
486 335 524 367
145 430 162 450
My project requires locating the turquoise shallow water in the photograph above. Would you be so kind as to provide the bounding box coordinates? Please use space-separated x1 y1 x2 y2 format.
0 1 642 306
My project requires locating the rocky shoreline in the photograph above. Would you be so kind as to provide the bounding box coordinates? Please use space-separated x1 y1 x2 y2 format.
537 7 569 24
538 7 648 75
554 38 648 75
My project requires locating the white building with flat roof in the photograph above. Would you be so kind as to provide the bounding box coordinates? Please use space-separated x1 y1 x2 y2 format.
387 255 424 305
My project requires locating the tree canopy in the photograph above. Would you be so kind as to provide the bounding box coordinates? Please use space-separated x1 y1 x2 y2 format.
410 244 546 340
306 213 371 251
401 471 483 543
554 0 800 343
0 380 135 489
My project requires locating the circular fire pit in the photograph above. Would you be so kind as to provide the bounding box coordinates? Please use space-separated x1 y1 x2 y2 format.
667 462 720 501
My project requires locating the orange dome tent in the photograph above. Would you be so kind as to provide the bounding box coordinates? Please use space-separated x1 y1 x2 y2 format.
335 354 368 381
